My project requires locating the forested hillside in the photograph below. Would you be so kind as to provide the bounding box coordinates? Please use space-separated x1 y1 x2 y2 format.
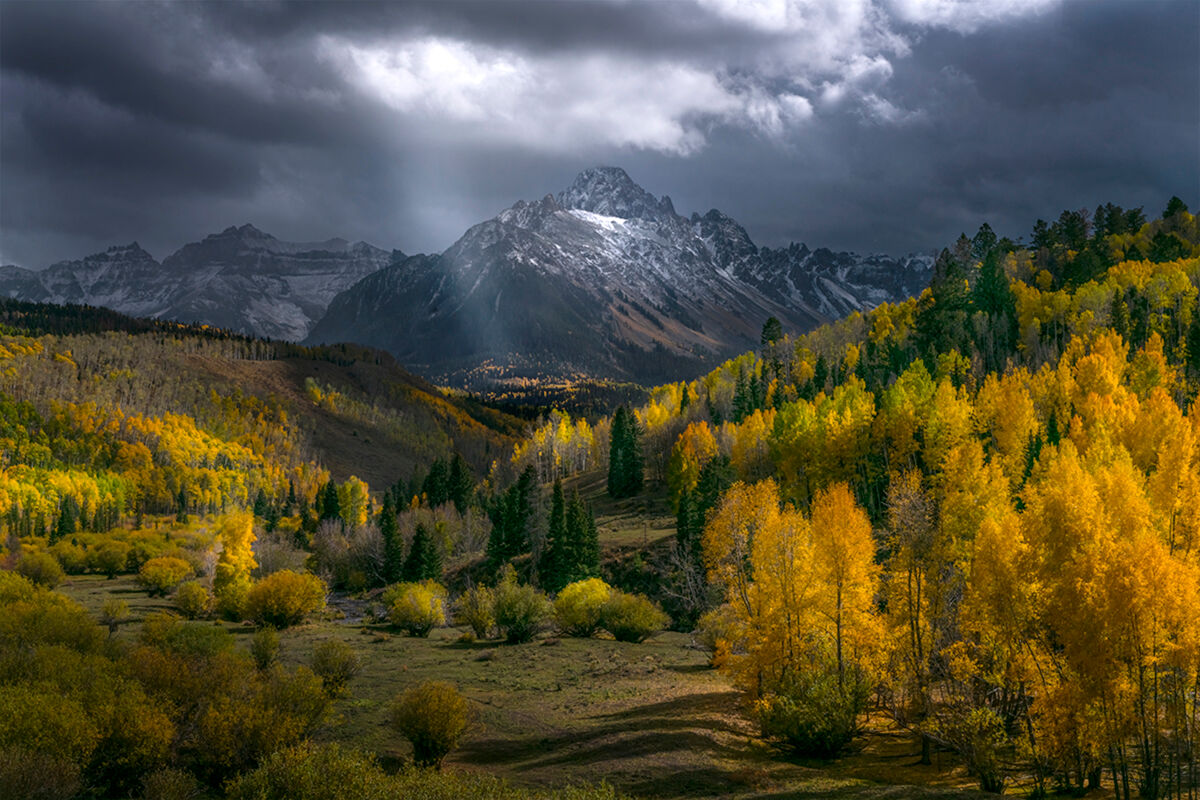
0 300 522 540
507 198 1200 796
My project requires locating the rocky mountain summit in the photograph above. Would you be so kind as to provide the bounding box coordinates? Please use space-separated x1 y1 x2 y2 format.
307 167 932 387
1 225 392 341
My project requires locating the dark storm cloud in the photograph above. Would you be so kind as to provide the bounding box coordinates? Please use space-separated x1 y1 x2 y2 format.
0 0 1195 269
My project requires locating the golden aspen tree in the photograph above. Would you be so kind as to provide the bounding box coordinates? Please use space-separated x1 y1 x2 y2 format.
809 482 881 689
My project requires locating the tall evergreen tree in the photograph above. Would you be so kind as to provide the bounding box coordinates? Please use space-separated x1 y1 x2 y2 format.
448 453 474 514
403 523 442 582
380 493 403 583
51 500 74 544
175 487 189 525
608 406 643 498
568 491 600 581
423 459 451 507
539 479 568 592
487 466 537 568
319 481 341 522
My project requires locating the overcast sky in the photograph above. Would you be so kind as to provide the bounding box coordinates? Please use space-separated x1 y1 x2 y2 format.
1 0 1197 268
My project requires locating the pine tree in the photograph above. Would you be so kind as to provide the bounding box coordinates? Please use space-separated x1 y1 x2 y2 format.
448 453 474 514
608 406 644 498
539 479 568 592
403 523 442 582
176 486 189 525
423 459 451 507
253 489 270 518
319 481 341 522
51 500 74 544
569 491 600 581
380 493 403 583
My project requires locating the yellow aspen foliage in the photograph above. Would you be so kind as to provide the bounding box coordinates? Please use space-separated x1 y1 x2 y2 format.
337 475 370 529
729 408 775 483
809 482 883 682
214 511 256 617
703 480 781 621
666 421 718 508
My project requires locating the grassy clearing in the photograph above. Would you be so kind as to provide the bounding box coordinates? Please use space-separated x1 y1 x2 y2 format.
60 573 997 799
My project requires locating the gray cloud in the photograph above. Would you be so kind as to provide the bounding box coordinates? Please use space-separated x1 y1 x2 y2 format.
0 0 1195 268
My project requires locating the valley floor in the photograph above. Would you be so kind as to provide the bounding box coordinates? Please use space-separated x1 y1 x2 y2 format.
64 574 1009 800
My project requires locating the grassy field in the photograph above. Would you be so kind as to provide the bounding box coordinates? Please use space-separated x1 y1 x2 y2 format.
61 573 1000 800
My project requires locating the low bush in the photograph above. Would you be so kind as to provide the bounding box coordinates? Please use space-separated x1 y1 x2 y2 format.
695 604 739 666
454 584 495 639
553 578 612 637
244 570 327 628
390 681 470 768
16 550 66 588
250 626 280 671
600 590 669 643
225 743 394 800
755 667 869 758
140 766 201 800
387 581 448 637
50 541 89 575
493 576 549 644
310 639 361 696
173 581 213 619
137 557 192 596
91 542 130 578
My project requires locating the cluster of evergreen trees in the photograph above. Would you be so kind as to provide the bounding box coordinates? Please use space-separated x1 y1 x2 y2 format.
484 467 600 590
538 479 601 593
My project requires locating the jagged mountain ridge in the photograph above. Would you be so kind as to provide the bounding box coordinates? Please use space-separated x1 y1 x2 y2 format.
0 225 393 341
307 167 932 387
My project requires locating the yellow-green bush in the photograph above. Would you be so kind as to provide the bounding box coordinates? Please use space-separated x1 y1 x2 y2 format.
16 550 66 588
173 581 214 619
310 639 361 696
390 681 470 768
244 570 327 628
226 743 394 800
600 590 669 643
553 578 612 637
387 581 448 637
91 542 131 578
50 541 89 574
454 584 495 639
493 575 549 644
137 556 192 596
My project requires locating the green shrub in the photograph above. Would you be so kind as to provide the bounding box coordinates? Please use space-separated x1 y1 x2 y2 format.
600 590 669 643
755 667 869 758
225 743 394 800
0 746 81 800
695 604 739 665
493 577 549 644
100 597 129 636
137 556 192 596
172 581 213 619
390 681 470 768
251 626 280 671
50 541 88 575
553 578 612 637
140 766 201 800
454 584 495 639
16 550 66 588
91 542 131 578
387 581 448 637
244 570 327 628
310 639 361 696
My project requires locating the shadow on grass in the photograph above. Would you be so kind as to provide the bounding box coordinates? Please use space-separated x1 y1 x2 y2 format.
458 690 750 772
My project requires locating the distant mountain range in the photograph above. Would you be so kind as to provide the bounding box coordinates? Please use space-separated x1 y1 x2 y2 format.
0 225 393 341
2 167 933 387
307 167 933 386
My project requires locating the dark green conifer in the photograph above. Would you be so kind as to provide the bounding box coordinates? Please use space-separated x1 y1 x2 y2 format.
403 523 441 582
380 493 403 583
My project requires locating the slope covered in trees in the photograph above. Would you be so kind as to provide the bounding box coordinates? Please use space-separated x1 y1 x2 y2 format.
504 198 1200 796
0 300 522 540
